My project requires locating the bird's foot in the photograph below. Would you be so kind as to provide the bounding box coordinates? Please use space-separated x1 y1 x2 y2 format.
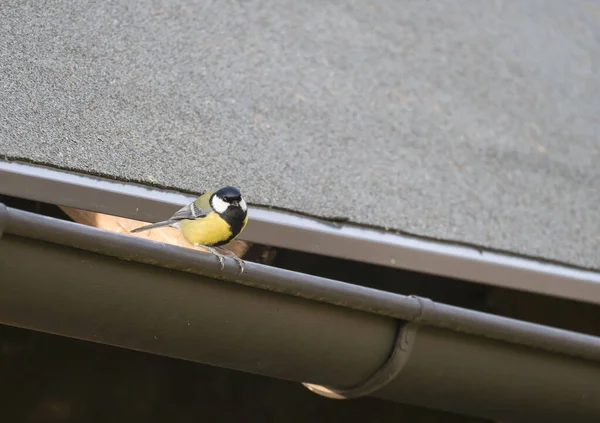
216 247 246 274
195 245 226 270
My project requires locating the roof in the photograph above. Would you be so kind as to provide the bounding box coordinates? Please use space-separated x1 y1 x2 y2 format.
2 202 600 422
1 1 599 270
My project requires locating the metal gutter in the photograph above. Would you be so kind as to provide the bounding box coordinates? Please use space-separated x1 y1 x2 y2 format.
1 160 600 306
1 204 600 422
3 204 600 361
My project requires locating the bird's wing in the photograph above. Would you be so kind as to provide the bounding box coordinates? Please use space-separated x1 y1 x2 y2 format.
169 202 212 221
168 191 215 221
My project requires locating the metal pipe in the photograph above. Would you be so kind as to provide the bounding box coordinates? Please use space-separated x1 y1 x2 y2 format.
3 204 600 362
3 204 600 422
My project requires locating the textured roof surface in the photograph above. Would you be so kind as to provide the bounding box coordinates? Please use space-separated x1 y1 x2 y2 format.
1 1 599 269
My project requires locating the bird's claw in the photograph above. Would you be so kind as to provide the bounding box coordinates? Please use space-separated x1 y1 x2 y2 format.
232 256 245 274
198 246 225 270
197 245 244 274
217 247 245 274
215 254 225 270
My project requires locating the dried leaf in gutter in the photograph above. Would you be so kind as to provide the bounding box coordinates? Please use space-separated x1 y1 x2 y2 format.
59 206 250 257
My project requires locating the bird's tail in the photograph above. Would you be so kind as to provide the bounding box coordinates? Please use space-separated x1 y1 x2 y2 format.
130 220 175 233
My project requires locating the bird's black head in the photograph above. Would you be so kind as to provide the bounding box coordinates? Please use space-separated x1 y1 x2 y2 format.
216 186 242 202
211 186 247 214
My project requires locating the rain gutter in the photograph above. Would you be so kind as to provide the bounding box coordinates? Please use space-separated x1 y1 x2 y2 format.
1 203 600 422
1 159 600 306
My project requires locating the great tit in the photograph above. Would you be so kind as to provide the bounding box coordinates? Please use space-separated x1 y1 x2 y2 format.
131 186 249 273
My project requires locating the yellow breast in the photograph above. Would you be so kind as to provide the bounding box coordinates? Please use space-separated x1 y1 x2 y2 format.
179 213 233 246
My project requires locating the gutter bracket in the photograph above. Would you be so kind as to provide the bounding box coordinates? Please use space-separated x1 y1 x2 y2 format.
302 296 434 399
301 320 425 399
0 203 8 240
409 294 437 322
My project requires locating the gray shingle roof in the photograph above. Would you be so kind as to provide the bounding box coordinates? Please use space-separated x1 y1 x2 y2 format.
1 0 599 270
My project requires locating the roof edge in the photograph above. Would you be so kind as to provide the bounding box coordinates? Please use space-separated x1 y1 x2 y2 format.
1 159 600 305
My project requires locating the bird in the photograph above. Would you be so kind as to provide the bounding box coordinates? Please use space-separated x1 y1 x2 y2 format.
131 186 249 273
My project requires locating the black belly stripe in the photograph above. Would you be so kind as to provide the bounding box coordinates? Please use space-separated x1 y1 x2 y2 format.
214 208 247 246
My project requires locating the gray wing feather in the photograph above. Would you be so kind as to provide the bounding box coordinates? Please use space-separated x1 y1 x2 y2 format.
130 202 211 234
169 202 211 221
130 220 175 233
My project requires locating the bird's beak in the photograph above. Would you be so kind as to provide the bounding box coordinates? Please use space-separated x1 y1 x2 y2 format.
230 200 239 207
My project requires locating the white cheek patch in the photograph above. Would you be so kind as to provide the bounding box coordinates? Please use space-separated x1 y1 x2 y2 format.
239 198 247 212
211 196 229 214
